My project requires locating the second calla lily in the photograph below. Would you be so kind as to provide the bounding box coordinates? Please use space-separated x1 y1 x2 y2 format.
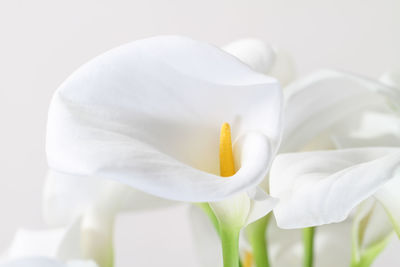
270 69 400 234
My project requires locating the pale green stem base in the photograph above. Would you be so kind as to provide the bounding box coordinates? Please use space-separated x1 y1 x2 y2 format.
351 240 388 267
351 219 391 267
197 203 242 267
246 215 271 267
81 212 115 267
220 225 241 267
197 203 220 234
303 227 315 267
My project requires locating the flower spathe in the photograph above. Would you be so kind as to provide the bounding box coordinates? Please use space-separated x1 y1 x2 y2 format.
280 69 400 153
209 123 277 228
270 147 400 228
46 35 283 202
269 69 400 232
44 38 287 226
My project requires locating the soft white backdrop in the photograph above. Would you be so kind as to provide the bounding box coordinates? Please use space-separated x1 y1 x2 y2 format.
0 0 399 266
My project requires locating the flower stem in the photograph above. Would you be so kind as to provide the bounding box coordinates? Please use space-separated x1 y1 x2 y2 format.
81 211 115 267
302 227 315 267
220 225 241 267
350 217 391 267
246 215 271 267
197 202 220 234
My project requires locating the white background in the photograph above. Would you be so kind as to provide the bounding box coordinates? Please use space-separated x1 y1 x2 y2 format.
0 0 399 266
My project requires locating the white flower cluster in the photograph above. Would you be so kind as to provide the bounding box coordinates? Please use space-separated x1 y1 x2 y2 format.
2 36 399 267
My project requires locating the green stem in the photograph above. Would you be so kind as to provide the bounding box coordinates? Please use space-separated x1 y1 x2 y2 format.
220 225 241 267
351 222 391 267
246 215 271 267
302 227 315 267
351 240 388 267
197 203 220 234
351 217 361 267
197 203 243 267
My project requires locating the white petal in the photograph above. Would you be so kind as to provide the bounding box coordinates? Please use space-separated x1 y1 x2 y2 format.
6 219 81 261
380 70 400 88
223 39 275 75
267 46 296 87
281 70 400 152
245 187 277 225
375 177 400 236
298 107 400 152
5 217 113 267
47 36 282 202
6 229 65 259
270 147 400 228
352 200 393 251
43 171 175 226
223 39 296 86
330 109 400 149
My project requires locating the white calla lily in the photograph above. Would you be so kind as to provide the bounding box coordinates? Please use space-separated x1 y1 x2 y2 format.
44 37 286 227
44 38 287 228
270 69 400 232
46 35 283 203
266 68 400 267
